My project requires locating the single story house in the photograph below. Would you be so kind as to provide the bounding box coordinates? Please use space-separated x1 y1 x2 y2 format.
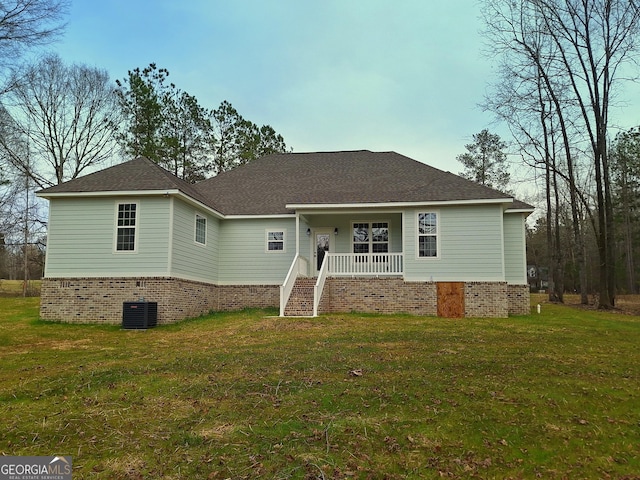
36 150 534 323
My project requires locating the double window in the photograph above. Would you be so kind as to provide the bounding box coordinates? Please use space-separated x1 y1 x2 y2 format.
352 222 389 254
418 212 438 257
116 203 137 252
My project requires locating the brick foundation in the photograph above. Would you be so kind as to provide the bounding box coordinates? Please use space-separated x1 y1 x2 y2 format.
507 284 530 315
216 284 280 312
40 277 279 325
464 282 508 318
40 276 529 324
319 277 438 316
319 278 523 318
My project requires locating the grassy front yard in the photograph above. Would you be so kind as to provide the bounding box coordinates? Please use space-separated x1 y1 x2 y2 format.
1 298 639 479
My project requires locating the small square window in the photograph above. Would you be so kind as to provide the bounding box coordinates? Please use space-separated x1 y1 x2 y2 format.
267 230 285 252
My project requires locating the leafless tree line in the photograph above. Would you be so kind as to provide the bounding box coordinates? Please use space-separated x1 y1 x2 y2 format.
481 0 640 307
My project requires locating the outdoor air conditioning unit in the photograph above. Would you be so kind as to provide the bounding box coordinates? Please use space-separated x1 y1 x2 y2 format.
122 301 158 329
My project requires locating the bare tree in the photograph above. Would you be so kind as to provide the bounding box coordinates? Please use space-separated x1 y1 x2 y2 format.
534 0 640 308
0 1 69 283
0 0 68 82
481 0 640 308
0 53 120 188
0 106 28 256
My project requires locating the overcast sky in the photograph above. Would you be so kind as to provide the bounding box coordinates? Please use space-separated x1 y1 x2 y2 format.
53 0 638 182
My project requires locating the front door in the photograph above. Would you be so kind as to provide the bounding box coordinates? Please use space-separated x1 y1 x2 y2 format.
314 231 331 272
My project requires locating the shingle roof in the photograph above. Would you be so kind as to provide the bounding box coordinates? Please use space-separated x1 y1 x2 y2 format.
37 151 534 216
37 157 211 207
194 150 527 215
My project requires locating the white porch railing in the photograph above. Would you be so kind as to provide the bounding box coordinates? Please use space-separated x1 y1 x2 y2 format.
281 252 404 317
280 254 309 316
327 252 404 275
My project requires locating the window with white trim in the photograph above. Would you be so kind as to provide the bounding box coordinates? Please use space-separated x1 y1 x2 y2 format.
371 222 389 253
116 202 137 252
267 230 285 252
352 222 389 254
418 212 438 257
195 214 206 245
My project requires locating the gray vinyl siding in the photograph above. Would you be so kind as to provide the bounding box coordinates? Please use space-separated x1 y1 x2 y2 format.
503 213 527 284
45 196 170 277
403 205 505 282
217 217 296 284
169 198 219 283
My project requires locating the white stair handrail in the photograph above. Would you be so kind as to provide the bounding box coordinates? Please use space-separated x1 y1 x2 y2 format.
313 254 330 317
280 254 309 316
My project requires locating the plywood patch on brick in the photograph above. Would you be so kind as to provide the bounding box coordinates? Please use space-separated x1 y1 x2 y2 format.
437 282 465 318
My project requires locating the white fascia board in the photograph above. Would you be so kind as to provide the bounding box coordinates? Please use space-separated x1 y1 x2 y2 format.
297 207 404 216
36 189 225 219
505 208 535 214
172 193 224 219
287 198 514 212
36 189 180 198
224 214 296 220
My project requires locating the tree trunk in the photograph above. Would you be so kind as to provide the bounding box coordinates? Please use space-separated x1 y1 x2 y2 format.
580 237 589 304
552 163 564 302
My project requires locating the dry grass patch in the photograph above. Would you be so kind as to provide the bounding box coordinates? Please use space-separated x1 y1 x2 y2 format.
0 279 41 297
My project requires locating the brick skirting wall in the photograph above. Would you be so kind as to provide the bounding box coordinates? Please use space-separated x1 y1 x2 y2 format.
464 282 508 318
216 284 280 312
507 284 530 315
319 277 438 316
40 277 530 324
319 278 525 318
40 277 279 324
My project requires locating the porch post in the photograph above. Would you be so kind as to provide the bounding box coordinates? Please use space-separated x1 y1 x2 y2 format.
295 212 300 256
402 211 406 280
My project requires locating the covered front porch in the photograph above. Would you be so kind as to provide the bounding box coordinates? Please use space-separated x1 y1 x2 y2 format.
279 253 405 317
280 210 405 316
